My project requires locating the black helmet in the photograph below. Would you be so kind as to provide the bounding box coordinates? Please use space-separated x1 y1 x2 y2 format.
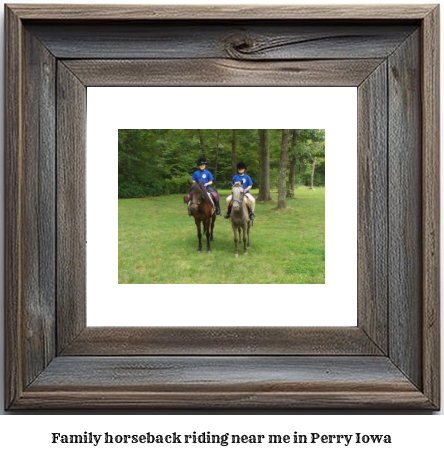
237 162 247 170
197 157 208 166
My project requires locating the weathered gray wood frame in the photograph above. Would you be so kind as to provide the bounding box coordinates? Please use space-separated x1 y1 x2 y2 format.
5 4 440 409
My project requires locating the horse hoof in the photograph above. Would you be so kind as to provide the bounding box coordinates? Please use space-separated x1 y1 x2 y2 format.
244 251 248 255
207 250 212 253
197 249 202 253
235 253 239 258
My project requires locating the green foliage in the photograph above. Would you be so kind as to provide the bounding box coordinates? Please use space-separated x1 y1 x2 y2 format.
118 181 145 199
118 129 325 198
292 129 325 187
163 175 191 195
301 160 325 186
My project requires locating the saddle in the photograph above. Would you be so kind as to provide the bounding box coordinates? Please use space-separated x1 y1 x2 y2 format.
206 190 216 215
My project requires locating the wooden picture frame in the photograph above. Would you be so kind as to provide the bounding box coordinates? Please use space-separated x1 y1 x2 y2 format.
5 4 440 410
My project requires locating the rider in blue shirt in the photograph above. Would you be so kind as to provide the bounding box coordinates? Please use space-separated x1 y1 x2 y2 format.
188 157 221 215
224 162 256 220
232 172 254 190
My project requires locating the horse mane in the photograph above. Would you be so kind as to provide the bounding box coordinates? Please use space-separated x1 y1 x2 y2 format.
188 181 201 193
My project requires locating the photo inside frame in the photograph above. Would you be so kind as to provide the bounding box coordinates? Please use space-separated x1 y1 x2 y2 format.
86 87 357 326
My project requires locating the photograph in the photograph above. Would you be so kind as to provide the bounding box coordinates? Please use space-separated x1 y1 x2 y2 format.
118 129 325 284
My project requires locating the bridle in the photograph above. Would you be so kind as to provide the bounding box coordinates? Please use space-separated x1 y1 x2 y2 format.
232 185 245 207
189 184 206 210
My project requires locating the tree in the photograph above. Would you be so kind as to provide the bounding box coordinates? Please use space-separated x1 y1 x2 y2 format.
308 138 325 190
287 129 298 198
231 129 237 176
214 130 220 185
198 129 206 158
258 129 271 201
277 129 290 209
309 157 317 190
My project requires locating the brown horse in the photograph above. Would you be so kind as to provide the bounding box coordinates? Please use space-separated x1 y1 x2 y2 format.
187 181 216 252
230 182 251 257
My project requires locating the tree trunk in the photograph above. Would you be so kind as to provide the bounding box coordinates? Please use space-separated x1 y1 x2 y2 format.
258 129 272 201
309 157 317 190
231 129 237 176
214 131 220 185
287 129 298 198
277 129 290 209
198 129 205 157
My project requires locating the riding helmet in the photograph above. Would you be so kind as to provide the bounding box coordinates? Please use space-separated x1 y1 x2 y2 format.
237 162 247 170
197 157 208 166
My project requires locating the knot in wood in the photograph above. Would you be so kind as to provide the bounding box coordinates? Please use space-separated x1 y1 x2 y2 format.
224 33 255 59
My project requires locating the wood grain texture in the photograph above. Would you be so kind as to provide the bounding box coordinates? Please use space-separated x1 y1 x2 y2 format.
7 4 435 20
13 356 433 409
22 29 57 387
15 390 434 410
61 327 383 356
388 30 422 389
421 6 440 409
63 58 384 87
28 356 419 391
56 62 87 353
4 4 24 411
357 62 388 354
27 22 416 60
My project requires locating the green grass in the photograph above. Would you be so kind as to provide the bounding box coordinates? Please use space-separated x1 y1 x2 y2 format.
119 187 325 284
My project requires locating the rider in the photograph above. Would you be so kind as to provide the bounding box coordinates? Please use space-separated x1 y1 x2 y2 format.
188 157 221 216
224 162 256 221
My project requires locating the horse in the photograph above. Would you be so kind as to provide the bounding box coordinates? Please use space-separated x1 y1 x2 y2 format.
187 181 216 253
230 182 251 257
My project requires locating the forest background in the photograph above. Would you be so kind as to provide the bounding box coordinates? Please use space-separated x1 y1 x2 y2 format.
118 129 325 202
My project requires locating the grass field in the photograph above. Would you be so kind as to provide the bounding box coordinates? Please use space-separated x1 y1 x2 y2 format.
118 187 325 284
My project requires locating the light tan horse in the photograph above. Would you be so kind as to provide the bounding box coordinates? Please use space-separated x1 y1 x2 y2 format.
230 182 251 257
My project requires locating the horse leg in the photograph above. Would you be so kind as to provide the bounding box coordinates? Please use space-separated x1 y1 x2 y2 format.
242 223 248 254
247 221 251 248
233 225 239 257
195 219 202 252
210 214 215 241
204 219 211 253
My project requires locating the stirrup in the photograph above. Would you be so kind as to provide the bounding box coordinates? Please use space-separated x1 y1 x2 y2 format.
224 212 231 219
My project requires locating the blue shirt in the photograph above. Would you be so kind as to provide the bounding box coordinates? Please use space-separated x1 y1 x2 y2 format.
192 169 214 186
232 174 253 192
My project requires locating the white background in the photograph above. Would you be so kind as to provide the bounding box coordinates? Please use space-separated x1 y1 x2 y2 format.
0 1 442 454
87 87 357 326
